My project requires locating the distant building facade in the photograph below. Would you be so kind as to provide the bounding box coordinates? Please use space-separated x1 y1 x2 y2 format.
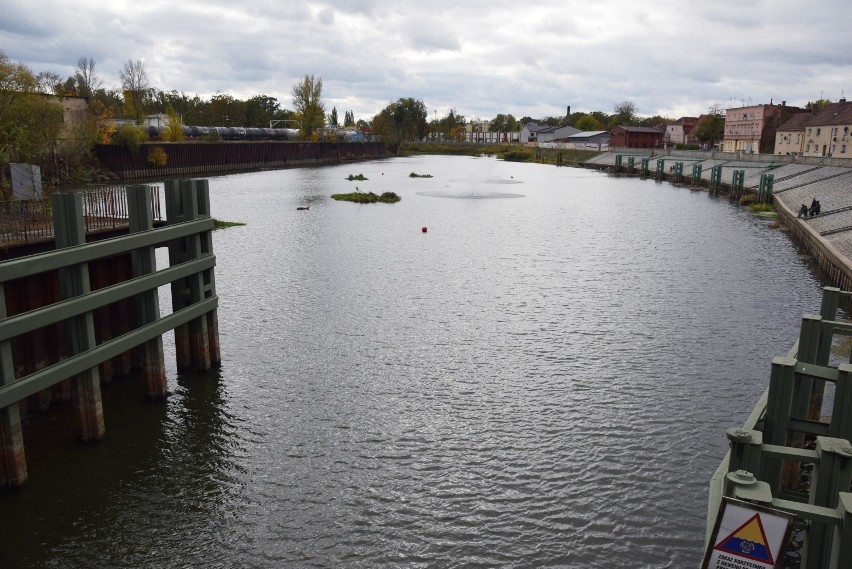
563 131 611 150
664 117 699 146
774 99 852 157
721 102 803 154
610 125 663 148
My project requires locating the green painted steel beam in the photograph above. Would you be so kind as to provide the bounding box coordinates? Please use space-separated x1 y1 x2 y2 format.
0 255 216 342
771 498 842 524
0 218 213 283
795 361 839 382
760 444 819 461
788 417 832 436
0 296 217 408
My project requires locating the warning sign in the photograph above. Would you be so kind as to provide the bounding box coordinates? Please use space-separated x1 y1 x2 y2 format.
701 498 794 569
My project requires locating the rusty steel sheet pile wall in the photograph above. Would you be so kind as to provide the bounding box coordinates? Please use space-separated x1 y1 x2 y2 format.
95 142 387 180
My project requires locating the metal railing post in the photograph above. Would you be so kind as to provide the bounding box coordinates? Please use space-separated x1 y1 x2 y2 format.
807 437 852 569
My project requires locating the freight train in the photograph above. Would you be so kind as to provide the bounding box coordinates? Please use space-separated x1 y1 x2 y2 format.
146 125 300 140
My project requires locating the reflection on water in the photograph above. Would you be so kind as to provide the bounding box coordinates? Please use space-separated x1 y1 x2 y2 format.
0 156 826 567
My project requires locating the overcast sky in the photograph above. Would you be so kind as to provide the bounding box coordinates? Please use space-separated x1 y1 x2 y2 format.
2 0 850 123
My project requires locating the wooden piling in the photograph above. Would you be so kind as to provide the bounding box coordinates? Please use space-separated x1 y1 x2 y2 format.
0 284 28 489
52 193 105 441
127 185 168 398
165 179 221 371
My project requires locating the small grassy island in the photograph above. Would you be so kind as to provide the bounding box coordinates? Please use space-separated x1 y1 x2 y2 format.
331 191 401 204
213 219 246 229
346 174 368 181
409 172 433 178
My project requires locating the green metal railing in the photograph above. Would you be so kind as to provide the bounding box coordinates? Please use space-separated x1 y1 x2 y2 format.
0 185 162 245
0 180 218 489
707 287 852 569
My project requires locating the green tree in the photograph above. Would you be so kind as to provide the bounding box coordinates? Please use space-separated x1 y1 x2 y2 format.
692 104 725 148
328 106 339 127
574 114 602 131
244 94 279 127
0 51 64 187
344 110 355 127
489 113 519 132
806 98 832 112
372 98 428 142
610 100 637 129
291 74 325 138
209 93 245 126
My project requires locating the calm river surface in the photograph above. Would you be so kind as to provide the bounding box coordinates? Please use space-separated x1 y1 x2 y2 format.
1 155 829 568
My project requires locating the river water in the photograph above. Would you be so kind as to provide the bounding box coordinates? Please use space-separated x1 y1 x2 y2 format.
1 155 828 568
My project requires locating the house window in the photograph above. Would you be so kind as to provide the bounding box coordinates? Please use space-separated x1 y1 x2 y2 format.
817 128 821 136
842 145 847 153
806 143 811 152
832 127 838 137
808 128 812 135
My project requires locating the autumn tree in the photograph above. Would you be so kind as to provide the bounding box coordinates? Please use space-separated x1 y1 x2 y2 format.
119 59 151 123
291 74 325 138
161 106 185 141
89 99 116 144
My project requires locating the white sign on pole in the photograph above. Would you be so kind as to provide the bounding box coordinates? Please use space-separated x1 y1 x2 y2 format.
10 163 43 200
701 497 795 569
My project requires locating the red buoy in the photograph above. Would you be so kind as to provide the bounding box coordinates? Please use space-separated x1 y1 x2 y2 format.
421 226 428 233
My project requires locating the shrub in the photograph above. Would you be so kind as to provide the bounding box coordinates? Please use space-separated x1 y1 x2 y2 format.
147 146 168 167
502 150 533 162
113 123 148 154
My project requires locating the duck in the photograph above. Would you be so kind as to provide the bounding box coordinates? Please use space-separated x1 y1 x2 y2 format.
296 206 310 211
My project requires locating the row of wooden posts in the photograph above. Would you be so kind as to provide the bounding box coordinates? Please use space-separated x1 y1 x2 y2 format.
0 180 220 490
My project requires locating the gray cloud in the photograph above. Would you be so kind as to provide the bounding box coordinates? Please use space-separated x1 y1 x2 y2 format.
2 0 850 123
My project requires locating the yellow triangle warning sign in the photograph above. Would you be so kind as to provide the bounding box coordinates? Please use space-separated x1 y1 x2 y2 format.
714 512 774 564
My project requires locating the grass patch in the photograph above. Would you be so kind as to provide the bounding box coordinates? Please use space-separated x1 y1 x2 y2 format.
749 203 775 212
501 150 533 162
346 173 368 181
331 191 401 204
213 218 246 229
409 172 433 178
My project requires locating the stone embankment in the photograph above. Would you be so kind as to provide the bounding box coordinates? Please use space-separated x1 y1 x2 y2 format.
583 150 852 290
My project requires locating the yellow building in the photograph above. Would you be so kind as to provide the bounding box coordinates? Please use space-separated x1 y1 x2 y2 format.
774 99 852 157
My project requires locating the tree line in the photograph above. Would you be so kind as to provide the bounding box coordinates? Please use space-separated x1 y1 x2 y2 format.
3 48 804 190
